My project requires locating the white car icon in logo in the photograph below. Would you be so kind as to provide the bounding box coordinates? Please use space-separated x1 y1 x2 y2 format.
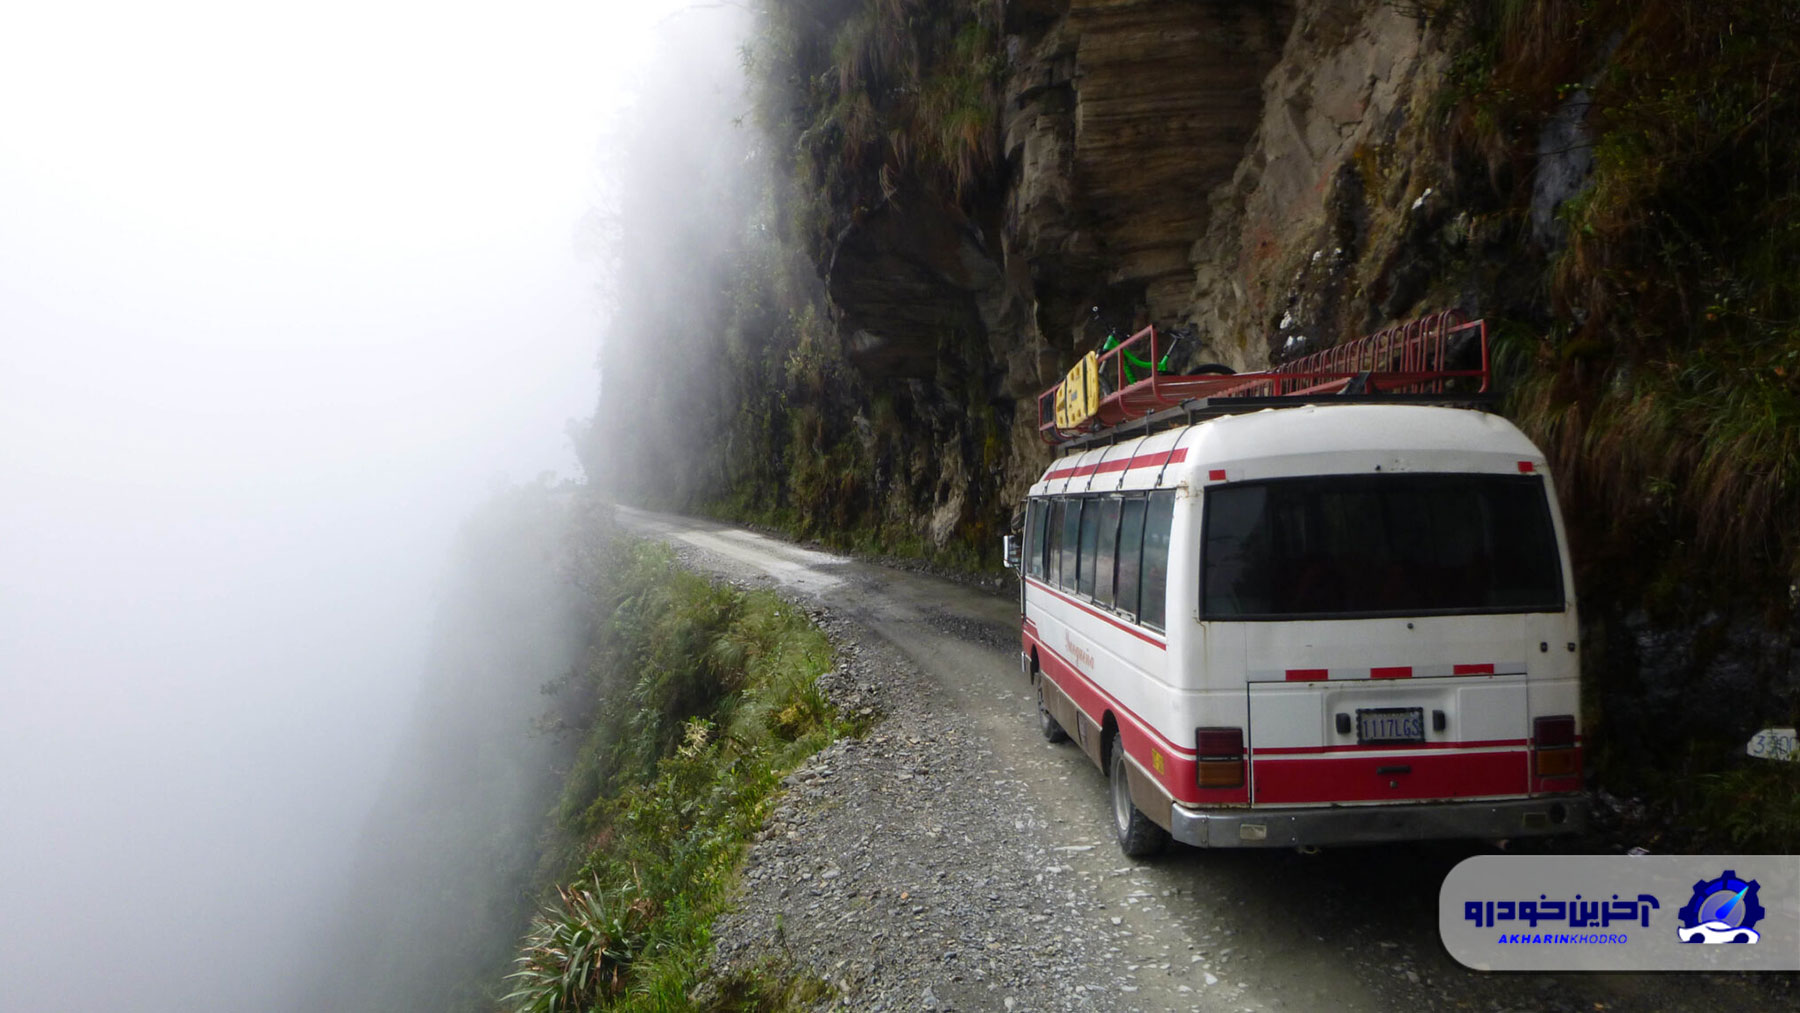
1677 920 1760 945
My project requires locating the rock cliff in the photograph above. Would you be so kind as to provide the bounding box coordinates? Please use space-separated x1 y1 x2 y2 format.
585 0 1800 831
789 1 1496 513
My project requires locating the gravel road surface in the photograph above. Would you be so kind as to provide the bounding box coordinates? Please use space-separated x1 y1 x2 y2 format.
618 507 1790 1013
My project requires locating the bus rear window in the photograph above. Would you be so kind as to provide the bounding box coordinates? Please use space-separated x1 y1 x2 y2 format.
1201 474 1564 619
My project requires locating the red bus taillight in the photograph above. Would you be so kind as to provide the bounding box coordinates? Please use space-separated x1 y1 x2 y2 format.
1196 726 1244 789
1533 715 1578 778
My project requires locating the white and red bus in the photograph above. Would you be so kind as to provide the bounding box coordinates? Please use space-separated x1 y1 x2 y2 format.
1013 315 1588 855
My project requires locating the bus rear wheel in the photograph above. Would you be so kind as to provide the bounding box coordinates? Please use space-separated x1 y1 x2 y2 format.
1037 682 1069 743
1108 732 1169 857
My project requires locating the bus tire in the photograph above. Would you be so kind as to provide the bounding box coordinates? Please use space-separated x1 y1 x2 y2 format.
1108 732 1169 857
1037 683 1069 743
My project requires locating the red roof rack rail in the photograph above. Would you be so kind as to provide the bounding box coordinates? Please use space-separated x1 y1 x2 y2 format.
1036 309 1491 447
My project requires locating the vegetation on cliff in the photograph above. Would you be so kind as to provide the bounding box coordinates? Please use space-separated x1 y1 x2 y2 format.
1441 0 1800 844
1449 0 1800 601
771 0 1004 252
579 1 1008 568
504 532 856 1012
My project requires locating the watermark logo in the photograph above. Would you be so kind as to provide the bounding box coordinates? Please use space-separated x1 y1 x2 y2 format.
1675 870 1764 945
1439 855 1798 971
1463 891 1656 944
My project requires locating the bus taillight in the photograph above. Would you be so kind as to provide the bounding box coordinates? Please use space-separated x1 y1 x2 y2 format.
1533 715 1578 778
1196 727 1245 789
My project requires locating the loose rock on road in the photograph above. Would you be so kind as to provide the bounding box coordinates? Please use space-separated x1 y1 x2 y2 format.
619 507 1783 1013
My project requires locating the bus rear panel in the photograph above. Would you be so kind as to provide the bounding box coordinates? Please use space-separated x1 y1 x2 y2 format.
1018 405 1589 850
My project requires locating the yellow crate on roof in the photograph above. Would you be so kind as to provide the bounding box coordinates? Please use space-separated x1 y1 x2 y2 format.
1054 351 1101 430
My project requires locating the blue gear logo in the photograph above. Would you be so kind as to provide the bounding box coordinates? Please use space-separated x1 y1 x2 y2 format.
1676 870 1765 944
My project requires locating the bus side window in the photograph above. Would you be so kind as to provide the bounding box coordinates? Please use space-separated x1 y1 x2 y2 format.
1093 497 1122 607
1048 499 1066 587
1116 496 1146 619
1077 496 1101 598
1059 498 1082 591
1140 491 1175 630
1026 500 1047 579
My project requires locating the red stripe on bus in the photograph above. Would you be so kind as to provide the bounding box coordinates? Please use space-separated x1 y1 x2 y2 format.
1371 666 1412 679
1252 750 1528 803
1453 663 1495 675
1253 739 1527 756
1285 668 1329 681
1033 639 1190 755
1030 638 1244 805
1024 577 1166 649
1044 447 1188 481
1026 633 1194 760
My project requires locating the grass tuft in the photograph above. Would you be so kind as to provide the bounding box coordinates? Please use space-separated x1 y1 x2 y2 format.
505 876 653 1013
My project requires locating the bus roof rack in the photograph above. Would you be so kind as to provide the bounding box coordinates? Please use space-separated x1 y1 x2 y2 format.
1049 392 1499 452
1037 310 1491 447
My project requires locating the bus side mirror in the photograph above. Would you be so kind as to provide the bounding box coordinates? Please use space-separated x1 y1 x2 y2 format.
1002 534 1021 571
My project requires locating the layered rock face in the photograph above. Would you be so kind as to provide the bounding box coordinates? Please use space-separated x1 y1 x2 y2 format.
826 0 1301 380
1006 0 1292 334
814 0 1452 518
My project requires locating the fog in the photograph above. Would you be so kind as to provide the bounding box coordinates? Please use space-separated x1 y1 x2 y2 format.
0 2 739 1008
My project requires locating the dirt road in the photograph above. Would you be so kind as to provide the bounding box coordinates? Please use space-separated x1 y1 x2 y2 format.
619 507 1780 1013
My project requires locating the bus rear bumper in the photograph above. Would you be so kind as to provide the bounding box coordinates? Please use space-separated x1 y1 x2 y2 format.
1169 795 1589 848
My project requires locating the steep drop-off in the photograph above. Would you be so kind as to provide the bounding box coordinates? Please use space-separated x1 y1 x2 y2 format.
296 483 592 1013
584 0 1799 844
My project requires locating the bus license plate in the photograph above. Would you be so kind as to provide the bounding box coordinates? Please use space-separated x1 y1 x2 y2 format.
1357 708 1424 744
